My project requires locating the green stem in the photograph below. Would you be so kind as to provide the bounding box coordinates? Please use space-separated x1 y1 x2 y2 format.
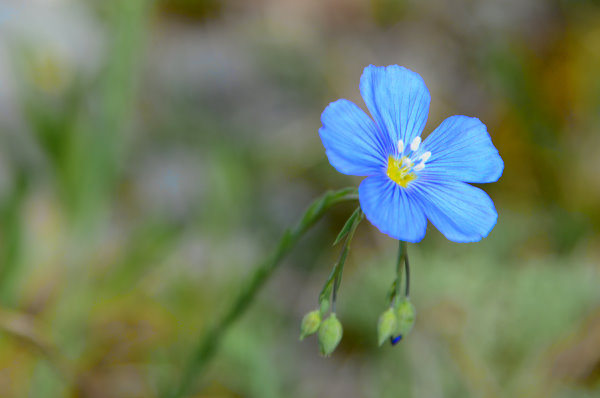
326 208 363 312
164 188 358 398
404 243 411 297
394 241 407 305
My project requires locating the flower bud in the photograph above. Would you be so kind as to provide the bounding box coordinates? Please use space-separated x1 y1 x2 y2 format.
377 307 397 346
299 310 321 340
393 298 416 340
318 313 343 357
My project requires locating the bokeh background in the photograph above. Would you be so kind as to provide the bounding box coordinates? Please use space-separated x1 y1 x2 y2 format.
1 0 600 397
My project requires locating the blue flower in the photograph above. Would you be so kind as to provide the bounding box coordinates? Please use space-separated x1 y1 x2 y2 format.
319 65 503 243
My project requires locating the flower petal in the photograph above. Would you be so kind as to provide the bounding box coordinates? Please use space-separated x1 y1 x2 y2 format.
319 99 390 176
421 116 504 183
359 174 427 242
359 65 431 148
412 178 498 242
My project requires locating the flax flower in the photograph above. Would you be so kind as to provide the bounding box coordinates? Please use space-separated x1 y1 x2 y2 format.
319 65 503 242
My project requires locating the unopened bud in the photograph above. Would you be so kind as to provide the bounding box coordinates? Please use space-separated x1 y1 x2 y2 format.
318 313 343 357
393 298 416 342
377 307 397 346
300 310 321 340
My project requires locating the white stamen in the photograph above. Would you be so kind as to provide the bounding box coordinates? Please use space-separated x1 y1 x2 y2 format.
414 161 425 171
397 139 404 154
410 136 421 151
420 151 431 162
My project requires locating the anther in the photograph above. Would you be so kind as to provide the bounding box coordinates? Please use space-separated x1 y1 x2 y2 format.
420 151 431 162
410 136 421 151
414 162 425 171
397 139 404 154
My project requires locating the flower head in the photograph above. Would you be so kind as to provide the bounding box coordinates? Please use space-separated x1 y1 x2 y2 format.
319 65 503 242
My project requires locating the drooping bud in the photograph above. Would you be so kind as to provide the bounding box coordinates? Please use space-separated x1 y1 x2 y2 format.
299 310 321 340
377 307 397 346
393 298 416 342
318 313 343 357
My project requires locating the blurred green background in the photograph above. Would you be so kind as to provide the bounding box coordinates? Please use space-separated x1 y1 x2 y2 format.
1 0 600 397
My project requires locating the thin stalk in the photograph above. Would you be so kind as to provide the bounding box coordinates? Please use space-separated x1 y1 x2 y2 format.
394 241 407 304
404 246 410 297
330 240 348 313
330 208 363 311
318 207 363 312
164 188 358 398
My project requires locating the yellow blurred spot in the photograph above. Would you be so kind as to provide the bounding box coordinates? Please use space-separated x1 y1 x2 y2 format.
30 52 68 94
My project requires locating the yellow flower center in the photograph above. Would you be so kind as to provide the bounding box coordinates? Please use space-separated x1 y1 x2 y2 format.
387 156 417 187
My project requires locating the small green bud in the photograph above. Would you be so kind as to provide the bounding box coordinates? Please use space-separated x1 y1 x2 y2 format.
300 310 321 340
318 313 343 357
377 307 397 346
394 298 416 338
